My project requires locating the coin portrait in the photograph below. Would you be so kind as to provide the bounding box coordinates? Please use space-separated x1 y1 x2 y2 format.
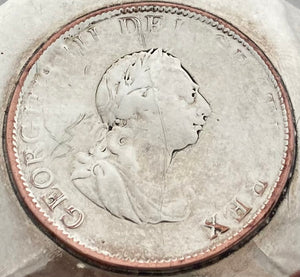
5 1 295 272
71 48 210 224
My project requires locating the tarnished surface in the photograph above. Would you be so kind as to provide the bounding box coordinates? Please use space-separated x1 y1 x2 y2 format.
0 0 300 276
4 2 295 270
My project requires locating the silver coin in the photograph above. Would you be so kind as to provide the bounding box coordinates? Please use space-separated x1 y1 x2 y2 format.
5 2 295 271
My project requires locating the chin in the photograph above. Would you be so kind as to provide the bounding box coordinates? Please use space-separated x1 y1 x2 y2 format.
191 130 200 142
176 134 199 151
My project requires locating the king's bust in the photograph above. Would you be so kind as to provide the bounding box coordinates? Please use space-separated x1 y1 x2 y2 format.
71 49 211 224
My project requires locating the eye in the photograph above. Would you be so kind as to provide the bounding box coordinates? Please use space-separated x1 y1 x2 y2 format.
115 118 127 127
142 90 148 97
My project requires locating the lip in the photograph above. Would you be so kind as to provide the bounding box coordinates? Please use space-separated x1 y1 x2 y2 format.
193 123 204 131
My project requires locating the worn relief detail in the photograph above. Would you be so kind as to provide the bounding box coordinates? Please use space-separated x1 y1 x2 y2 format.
6 3 295 268
71 49 210 224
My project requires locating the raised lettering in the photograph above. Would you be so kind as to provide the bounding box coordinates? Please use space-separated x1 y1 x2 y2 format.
119 16 146 46
42 187 67 211
230 198 252 222
31 168 54 189
234 48 247 62
254 181 268 196
23 145 44 166
72 35 85 50
87 25 98 41
216 34 230 49
20 123 40 143
175 18 184 29
61 206 84 229
146 15 163 32
119 16 142 34
26 94 40 113
204 215 229 240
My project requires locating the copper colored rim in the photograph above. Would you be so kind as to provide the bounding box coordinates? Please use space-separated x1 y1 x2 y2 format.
4 1 296 272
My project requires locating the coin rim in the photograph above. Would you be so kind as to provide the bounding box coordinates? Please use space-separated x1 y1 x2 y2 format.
4 1 296 271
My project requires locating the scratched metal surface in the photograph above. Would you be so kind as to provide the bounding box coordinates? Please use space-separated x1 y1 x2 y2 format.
0 0 299 276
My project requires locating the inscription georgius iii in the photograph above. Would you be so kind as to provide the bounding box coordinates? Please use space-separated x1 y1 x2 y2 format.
29 167 85 229
18 91 85 230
